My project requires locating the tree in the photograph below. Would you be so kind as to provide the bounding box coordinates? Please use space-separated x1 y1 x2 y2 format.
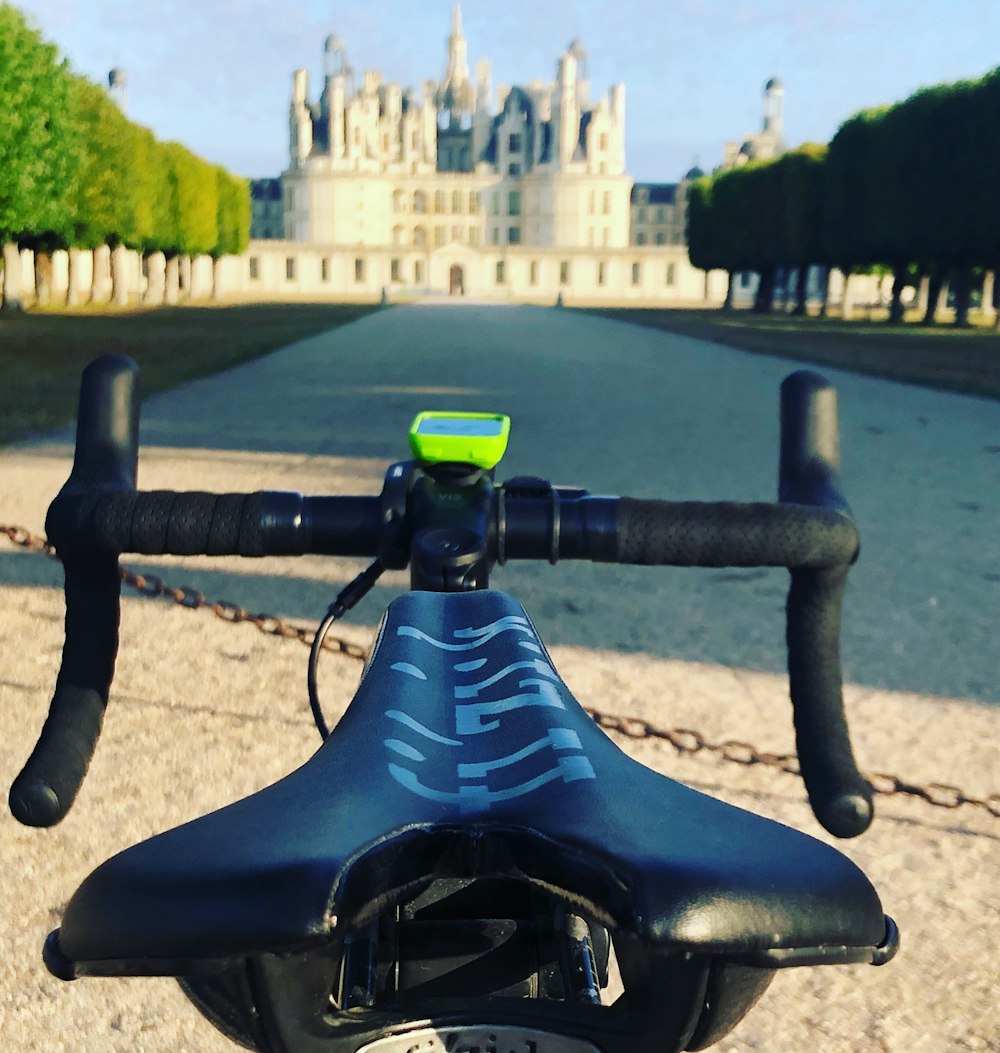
0 3 78 306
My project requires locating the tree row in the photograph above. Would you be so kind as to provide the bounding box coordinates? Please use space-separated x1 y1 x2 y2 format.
0 3 250 308
688 65 1000 325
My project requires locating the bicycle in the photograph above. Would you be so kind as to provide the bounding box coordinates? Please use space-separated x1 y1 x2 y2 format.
10 354 898 1053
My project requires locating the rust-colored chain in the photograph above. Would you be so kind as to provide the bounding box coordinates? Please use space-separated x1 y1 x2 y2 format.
4 522 998 819
1 523 367 660
586 709 1000 819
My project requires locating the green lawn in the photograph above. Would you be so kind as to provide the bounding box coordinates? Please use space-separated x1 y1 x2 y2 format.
580 307 1000 401
0 302 381 445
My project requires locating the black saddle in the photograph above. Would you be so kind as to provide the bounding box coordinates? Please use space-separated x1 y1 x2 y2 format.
50 589 893 979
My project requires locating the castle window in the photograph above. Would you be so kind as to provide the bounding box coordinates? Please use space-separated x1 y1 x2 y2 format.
415 260 423 283
435 190 445 213
508 163 521 177
530 260 538 285
559 261 570 285
434 226 445 246
491 227 499 245
655 232 665 245
603 191 611 214
248 257 260 280
508 191 521 216
460 146 470 168
285 257 296 280
509 133 522 152
589 190 595 214
414 190 427 213
452 224 463 242
637 207 646 223
414 225 428 247
321 258 330 282
392 189 405 212
496 261 505 284
469 227 480 247
656 206 666 222
599 132 608 151
391 258 401 281
452 190 462 212
636 232 647 245
597 261 606 286
470 191 479 212
354 258 365 282
392 224 405 246
631 262 641 285
665 262 676 286
508 226 521 245
492 192 500 214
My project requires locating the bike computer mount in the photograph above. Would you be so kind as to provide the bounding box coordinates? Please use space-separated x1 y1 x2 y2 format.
380 411 512 591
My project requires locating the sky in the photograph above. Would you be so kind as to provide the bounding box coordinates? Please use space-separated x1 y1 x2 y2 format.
12 0 1000 182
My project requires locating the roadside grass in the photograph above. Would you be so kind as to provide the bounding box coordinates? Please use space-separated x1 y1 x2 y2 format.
0 301 381 445
579 307 1000 401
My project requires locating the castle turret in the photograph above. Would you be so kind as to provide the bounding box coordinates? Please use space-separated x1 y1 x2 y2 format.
290 69 312 162
108 67 128 112
553 49 579 167
763 76 784 136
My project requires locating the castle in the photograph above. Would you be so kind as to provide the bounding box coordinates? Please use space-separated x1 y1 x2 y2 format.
248 8 719 303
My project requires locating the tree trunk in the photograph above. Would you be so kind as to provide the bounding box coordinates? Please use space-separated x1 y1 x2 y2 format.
179 255 192 300
818 266 831 317
753 268 775 313
111 244 130 306
922 270 944 325
212 256 225 300
981 270 996 324
951 268 972 328
164 255 180 305
2 242 23 310
92 245 112 303
791 267 808 316
722 270 733 311
33 251 54 305
66 248 88 306
887 270 906 324
144 251 166 305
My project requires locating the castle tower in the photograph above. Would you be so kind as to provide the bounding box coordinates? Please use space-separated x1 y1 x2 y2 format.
435 5 475 126
763 76 784 137
107 68 128 112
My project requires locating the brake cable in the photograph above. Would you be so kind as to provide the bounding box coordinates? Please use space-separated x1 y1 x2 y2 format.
308 559 386 739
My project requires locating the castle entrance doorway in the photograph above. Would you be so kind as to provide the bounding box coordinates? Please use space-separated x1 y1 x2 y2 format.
449 265 465 296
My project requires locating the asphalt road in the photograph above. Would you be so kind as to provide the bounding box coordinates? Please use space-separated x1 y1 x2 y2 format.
1 304 997 1053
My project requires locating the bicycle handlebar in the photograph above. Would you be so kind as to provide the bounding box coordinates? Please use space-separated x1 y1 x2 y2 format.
9 357 872 838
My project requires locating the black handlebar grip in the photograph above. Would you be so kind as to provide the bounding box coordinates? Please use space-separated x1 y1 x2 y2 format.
9 556 120 826
779 371 871 837
787 566 872 837
9 355 139 827
780 371 851 515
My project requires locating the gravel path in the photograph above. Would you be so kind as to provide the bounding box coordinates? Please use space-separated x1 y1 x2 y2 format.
1 305 997 1052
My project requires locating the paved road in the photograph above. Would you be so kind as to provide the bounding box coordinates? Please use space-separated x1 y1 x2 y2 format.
1 304 997 1053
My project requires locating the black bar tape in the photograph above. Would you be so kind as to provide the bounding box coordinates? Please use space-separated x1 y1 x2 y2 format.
787 566 873 837
9 556 120 827
47 491 267 557
616 499 858 569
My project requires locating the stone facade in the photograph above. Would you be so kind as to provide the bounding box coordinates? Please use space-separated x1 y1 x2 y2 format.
267 6 716 303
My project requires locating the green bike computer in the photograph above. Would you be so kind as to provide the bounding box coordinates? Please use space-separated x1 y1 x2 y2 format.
409 411 511 469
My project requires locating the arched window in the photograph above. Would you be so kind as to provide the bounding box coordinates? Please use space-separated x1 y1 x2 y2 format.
392 224 405 246
413 190 427 213
392 189 405 212
413 225 428 248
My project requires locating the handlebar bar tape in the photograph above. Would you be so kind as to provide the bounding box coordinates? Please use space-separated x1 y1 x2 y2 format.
9 556 120 826
613 499 858 569
10 355 140 827
778 370 871 837
787 564 872 837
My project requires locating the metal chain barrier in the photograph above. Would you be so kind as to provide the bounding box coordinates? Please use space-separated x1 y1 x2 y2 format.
4 522 998 820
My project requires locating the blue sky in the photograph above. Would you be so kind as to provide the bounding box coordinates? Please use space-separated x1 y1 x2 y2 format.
13 0 1000 182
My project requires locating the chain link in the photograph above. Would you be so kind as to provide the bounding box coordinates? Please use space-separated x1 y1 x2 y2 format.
3 522 997 820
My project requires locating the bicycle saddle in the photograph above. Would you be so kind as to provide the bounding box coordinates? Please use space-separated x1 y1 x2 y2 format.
51 588 892 969
46 589 896 1052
